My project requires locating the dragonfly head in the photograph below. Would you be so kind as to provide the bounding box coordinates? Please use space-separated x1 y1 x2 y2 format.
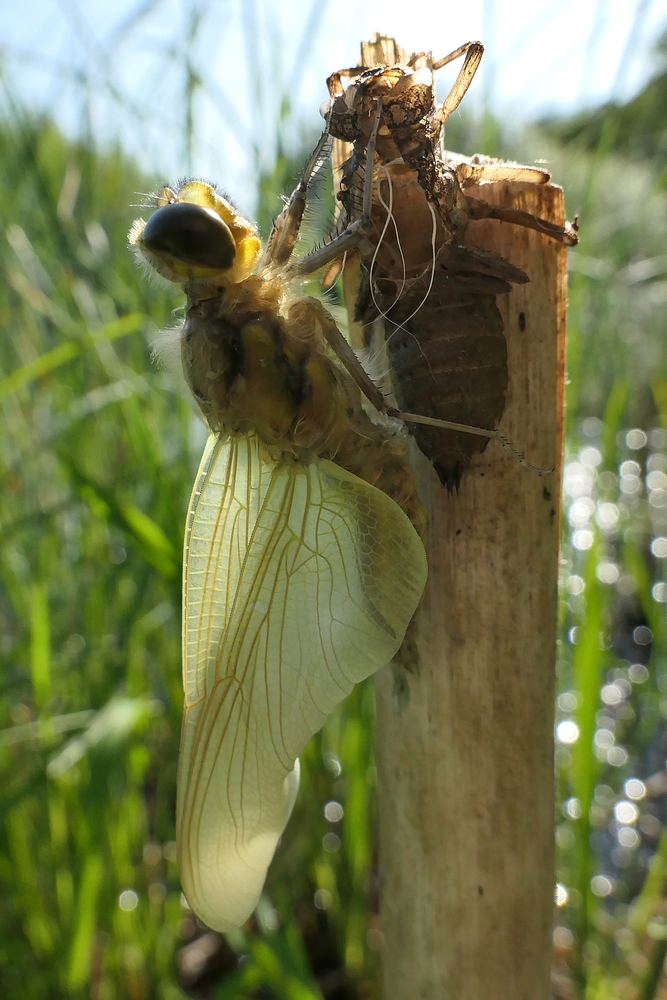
129 180 262 286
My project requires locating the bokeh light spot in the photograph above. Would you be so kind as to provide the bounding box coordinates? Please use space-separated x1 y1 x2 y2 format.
555 883 569 907
314 888 332 910
615 801 639 825
624 779 646 801
569 499 595 527
558 691 578 712
600 684 623 706
591 875 613 897
324 801 344 823
619 475 641 495
626 429 647 450
572 529 594 550
323 832 341 853
580 446 602 467
582 418 602 438
649 490 667 508
647 471 667 491
633 626 652 646
596 503 620 531
553 926 574 949
596 561 619 584
651 537 667 558
119 889 138 911
323 751 342 776
556 721 579 745
617 827 640 848
607 746 629 767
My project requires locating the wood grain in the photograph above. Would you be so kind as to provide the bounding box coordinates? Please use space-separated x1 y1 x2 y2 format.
374 180 567 999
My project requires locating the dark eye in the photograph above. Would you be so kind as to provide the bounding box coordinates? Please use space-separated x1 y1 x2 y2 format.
142 201 236 271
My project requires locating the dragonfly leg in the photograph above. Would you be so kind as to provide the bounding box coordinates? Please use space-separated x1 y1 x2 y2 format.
285 98 384 278
260 127 333 270
394 411 555 476
327 65 365 96
430 41 484 132
290 296 389 415
466 195 579 246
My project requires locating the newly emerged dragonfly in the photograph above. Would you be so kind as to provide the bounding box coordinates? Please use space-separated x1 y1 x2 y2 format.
311 34 577 487
129 158 427 929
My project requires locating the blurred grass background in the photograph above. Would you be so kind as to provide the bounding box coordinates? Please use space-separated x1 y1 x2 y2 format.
1 1 667 998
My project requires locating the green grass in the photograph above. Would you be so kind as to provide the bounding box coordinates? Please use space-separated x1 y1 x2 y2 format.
0 99 381 998
2 14 667 1000
0 106 188 999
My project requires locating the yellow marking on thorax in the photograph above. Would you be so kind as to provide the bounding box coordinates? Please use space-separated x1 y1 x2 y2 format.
228 323 298 440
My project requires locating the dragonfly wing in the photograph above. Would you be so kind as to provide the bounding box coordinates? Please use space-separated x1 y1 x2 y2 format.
178 433 427 931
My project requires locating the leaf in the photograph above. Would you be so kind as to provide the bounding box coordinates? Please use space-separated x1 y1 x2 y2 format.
66 463 179 578
47 696 156 778
66 853 104 989
0 312 145 399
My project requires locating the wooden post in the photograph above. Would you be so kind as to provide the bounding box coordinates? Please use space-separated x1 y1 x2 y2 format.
372 180 567 998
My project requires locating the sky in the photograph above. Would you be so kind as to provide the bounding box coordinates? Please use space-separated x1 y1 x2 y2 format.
1 0 666 212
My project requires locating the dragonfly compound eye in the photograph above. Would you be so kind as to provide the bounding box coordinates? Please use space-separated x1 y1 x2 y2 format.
142 201 237 274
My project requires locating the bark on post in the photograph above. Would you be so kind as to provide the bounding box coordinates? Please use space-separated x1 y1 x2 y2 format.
371 180 567 998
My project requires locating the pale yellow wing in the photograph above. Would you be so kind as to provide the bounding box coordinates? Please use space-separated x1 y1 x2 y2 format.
178 433 427 932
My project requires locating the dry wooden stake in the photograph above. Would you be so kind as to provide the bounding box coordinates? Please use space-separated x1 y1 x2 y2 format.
333 37 567 1000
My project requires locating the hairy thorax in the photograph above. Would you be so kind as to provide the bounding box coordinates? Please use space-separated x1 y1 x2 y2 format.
180 274 422 529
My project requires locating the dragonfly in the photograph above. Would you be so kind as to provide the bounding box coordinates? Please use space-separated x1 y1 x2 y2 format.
128 146 427 931
127 35 571 931
309 34 577 488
